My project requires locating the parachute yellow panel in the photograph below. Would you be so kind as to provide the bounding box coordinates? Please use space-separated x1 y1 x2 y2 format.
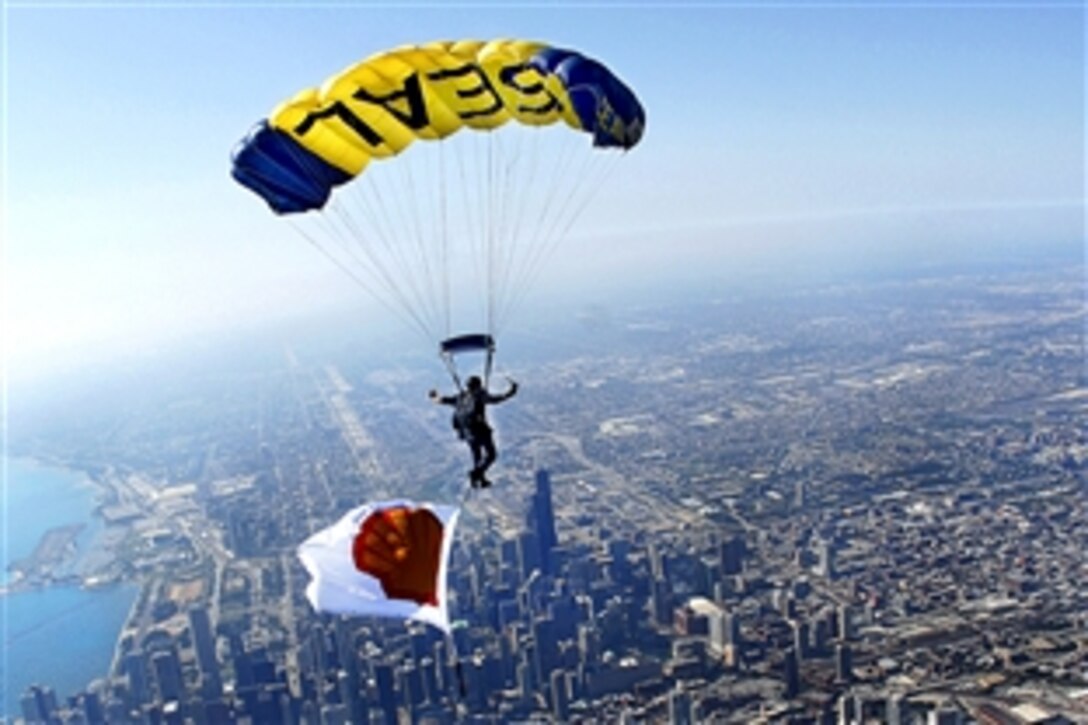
233 38 645 213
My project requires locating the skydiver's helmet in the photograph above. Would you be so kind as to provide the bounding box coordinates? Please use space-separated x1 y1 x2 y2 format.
466 376 482 392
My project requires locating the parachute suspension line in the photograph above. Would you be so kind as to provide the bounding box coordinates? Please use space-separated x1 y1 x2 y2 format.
351 174 416 300
323 201 436 342
454 129 481 307
412 142 442 339
535 137 605 254
347 175 437 340
333 184 437 342
266 136 430 338
382 161 444 338
484 131 498 336
491 70 539 341
487 132 496 341
441 351 464 393
360 157 443 341
488 83 535 339
484 341 495 389
421 140 449 342
510 128 545 282
497 84 537 323
493 125 529 339
397 147 444 340
491 129 585 332
433 139 451 341
492 125 545 338
545 151 624 259
468 132 491 334
449 135 468 335
300 199 397 310
488 131 508 339
570 150 624 226
286 219 432 345
536 144 610 259
506 151 624 325
495 142 610 332
472 133 490 325
439 141 451 340
513 150 621 318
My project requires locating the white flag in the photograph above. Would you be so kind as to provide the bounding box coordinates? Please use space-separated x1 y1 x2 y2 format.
298 499 460 632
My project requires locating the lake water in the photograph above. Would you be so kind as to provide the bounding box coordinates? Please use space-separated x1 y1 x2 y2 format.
1 459 138 718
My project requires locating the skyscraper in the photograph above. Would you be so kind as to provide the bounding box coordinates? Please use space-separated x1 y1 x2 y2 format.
338 668 368 724
20 685 59 724
792 620 810 662
668 685 694 725
532 616 557 686
398 662 424 709
783 647 801 699
374 663 398 725
77 691 105 725
433 640 452 700
838 604 855 641
517 530 542 581
836 643 854 683
650 577 674 627
121 650 149 706
550 670 571 721
815 539 836 580
151 649 184 703
527 469 558 574
720 534 745 576
188 607 222 697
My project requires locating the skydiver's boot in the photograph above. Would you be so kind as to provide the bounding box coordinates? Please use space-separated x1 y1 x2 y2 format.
468 469 482 488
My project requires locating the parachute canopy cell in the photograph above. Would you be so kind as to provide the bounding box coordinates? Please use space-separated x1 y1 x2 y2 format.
230 39 645 214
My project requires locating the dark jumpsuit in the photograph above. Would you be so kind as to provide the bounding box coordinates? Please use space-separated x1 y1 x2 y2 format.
438 384 517 482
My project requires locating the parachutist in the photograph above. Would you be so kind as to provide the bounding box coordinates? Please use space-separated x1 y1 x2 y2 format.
430 375 518 488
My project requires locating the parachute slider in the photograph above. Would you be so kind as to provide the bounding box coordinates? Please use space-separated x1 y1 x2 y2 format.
439 333 495 355
439 334 496 391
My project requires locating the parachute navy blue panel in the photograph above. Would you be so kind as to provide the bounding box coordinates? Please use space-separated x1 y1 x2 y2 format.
531 48 645 150
230 121 352 214
440 334 496 354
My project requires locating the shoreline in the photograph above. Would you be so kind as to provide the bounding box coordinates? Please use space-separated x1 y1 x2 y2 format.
1 455 136 592
2 456 129 593
5 523 87 589
2 456 142 716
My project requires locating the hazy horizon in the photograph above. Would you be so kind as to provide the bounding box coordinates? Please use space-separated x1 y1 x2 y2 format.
4 3 1084 375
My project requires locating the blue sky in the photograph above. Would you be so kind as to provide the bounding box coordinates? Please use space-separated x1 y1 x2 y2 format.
3 2 1084 373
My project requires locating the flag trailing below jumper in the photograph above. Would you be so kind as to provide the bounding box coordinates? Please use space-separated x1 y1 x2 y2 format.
298 500 460 632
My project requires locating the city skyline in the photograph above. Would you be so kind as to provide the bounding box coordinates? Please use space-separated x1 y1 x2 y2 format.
3 259 1085 722
1 3 1085 723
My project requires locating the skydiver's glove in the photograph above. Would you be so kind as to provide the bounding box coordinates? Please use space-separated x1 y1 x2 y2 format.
428 389 439 400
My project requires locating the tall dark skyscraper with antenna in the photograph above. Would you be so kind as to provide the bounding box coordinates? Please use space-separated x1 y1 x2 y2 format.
527 469 558 575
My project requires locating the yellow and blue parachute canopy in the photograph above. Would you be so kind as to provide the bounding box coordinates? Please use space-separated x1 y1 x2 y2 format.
231 39 645 214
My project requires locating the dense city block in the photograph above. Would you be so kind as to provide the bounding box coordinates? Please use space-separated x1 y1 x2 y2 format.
6 264 1086 723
